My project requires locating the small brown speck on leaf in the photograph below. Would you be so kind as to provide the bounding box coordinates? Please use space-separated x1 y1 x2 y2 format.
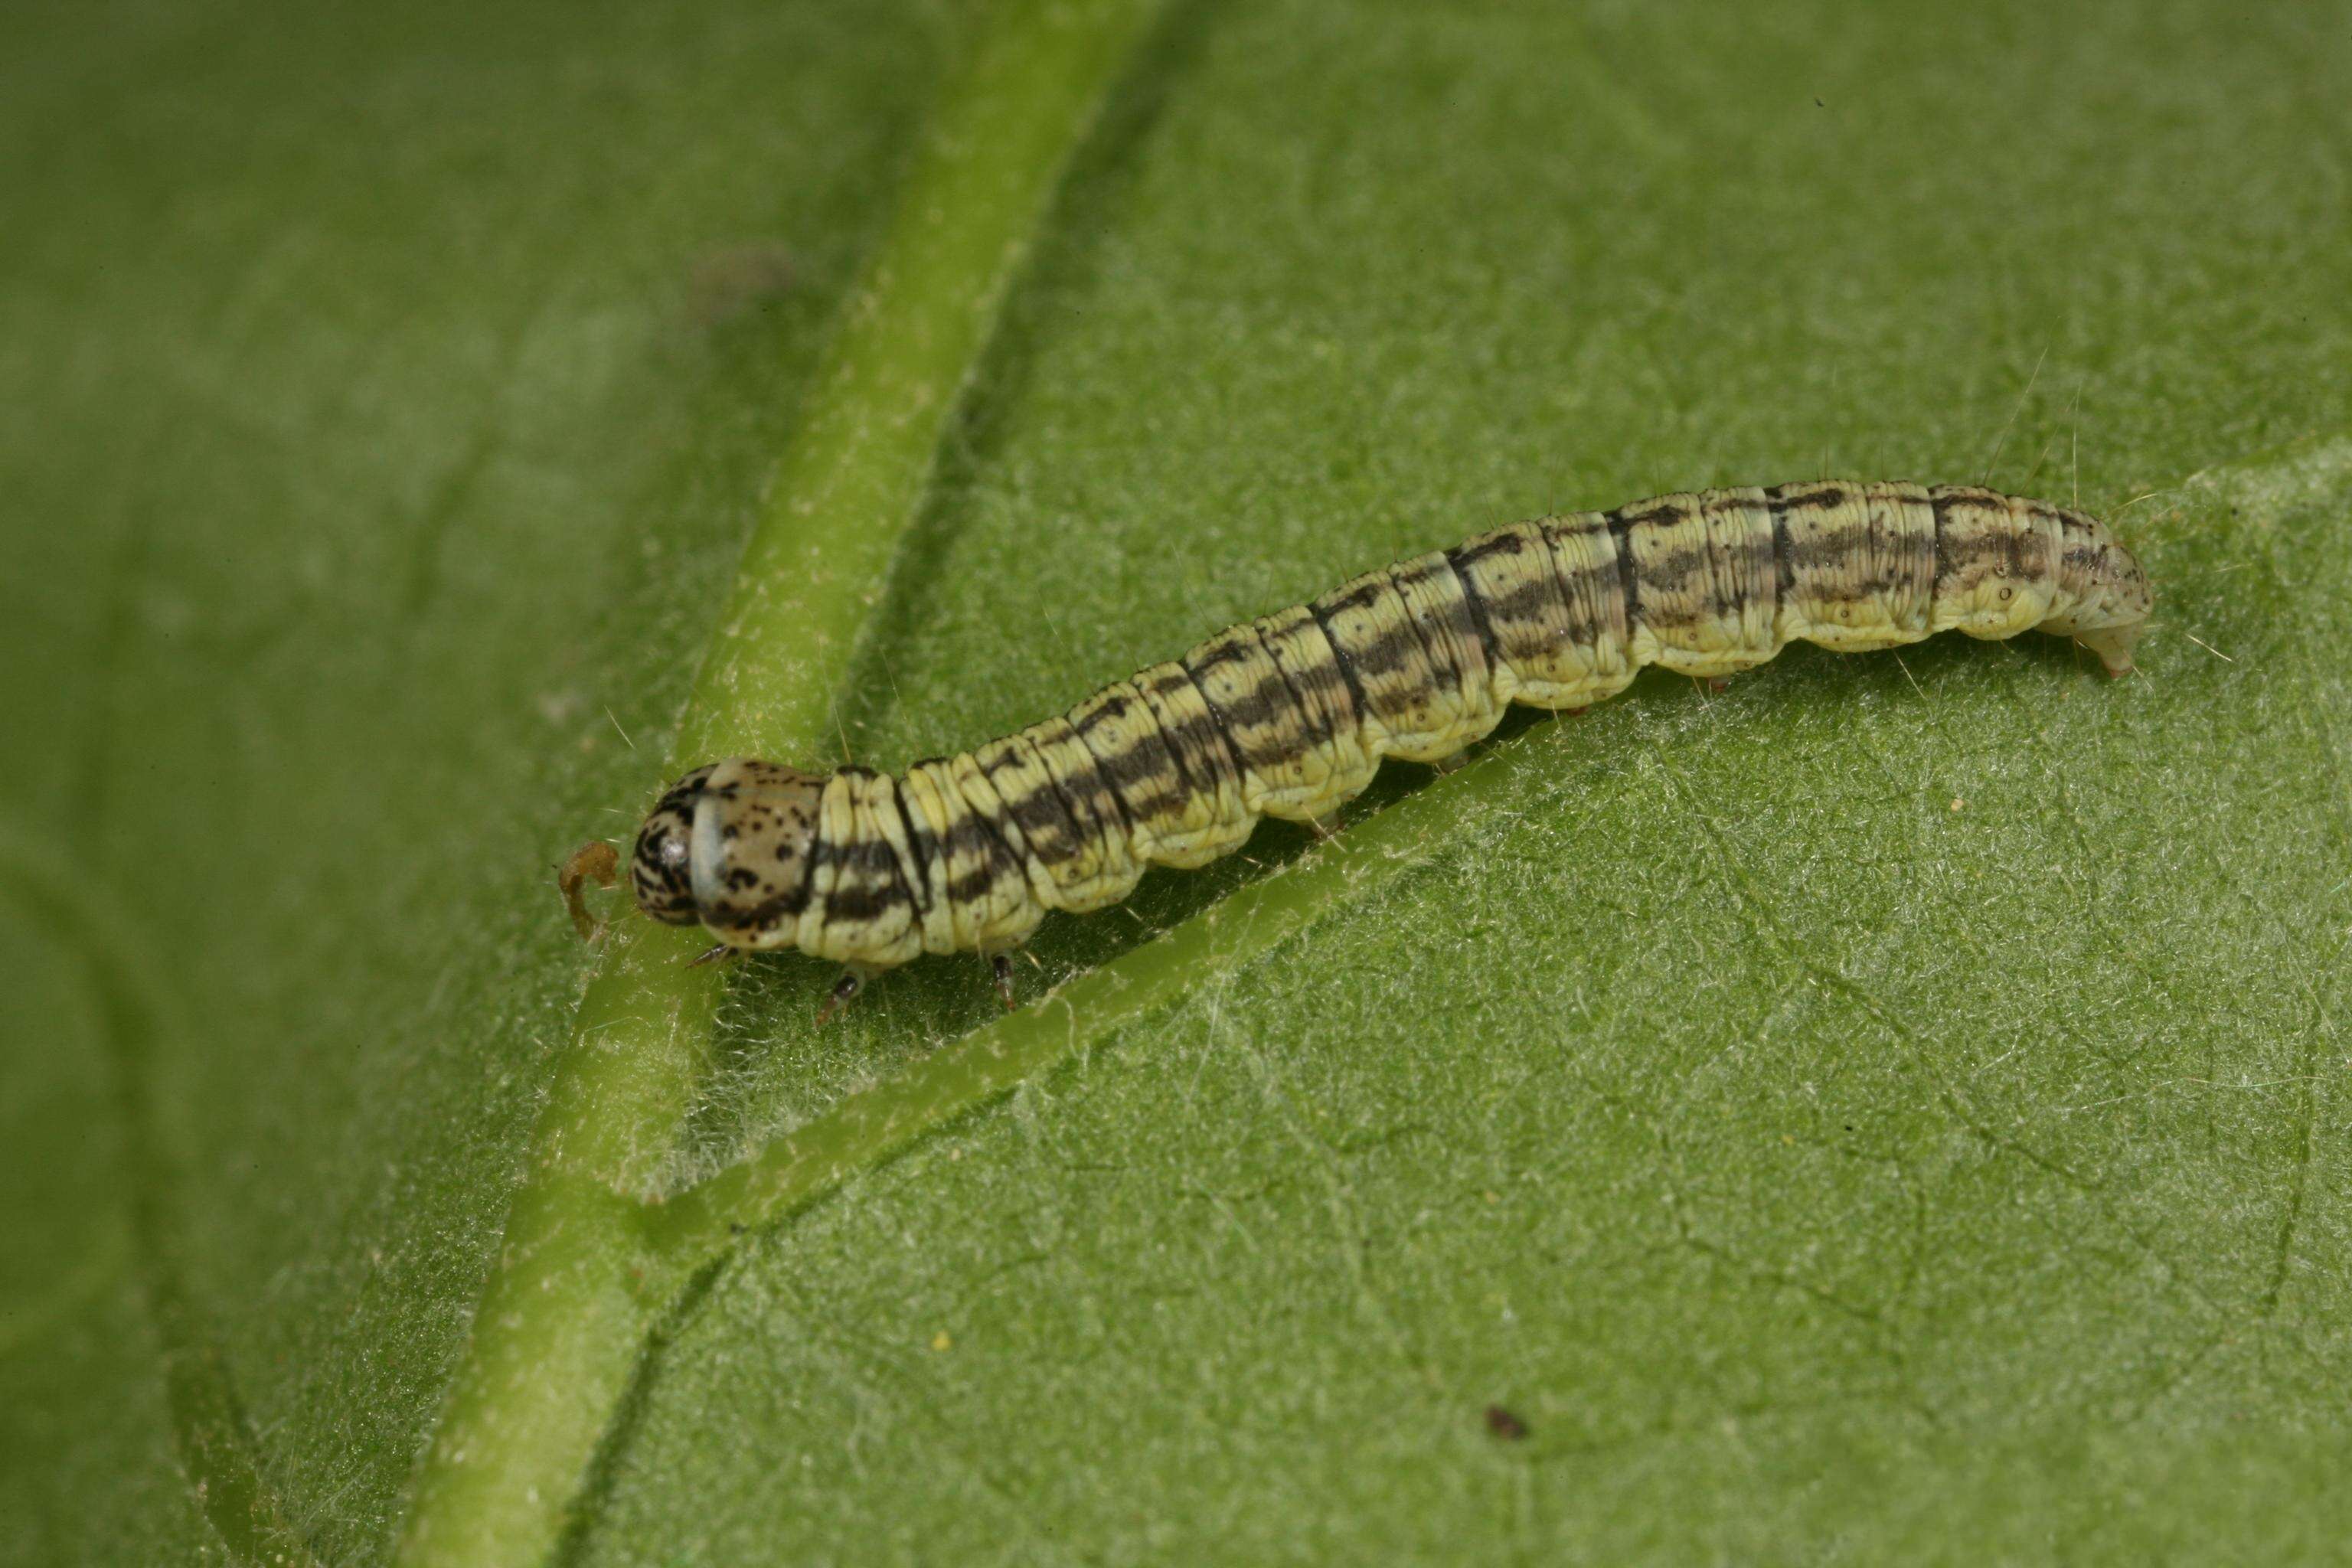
1484 1404 1528 1440
688 241 798 327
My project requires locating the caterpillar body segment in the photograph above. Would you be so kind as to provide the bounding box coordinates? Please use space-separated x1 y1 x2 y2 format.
612 481 2152 1001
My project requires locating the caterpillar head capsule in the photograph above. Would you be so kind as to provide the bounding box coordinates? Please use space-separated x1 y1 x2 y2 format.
629 759 828 948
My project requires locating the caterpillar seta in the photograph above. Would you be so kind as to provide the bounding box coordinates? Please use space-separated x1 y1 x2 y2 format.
564 480 2152 1019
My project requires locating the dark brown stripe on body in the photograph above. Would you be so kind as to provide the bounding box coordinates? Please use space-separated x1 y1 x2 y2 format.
948 780 1028 888
1177 662 1250 776
1380 559 1476 693
1069 691 1134 740
1449 529 1534 572
1306 601 1374 719
1025 715 1131 845
1251 629 1327 746
1606 511 1640 630
1126 665 1250 846
1445 544 1501 667
888 778 936 916
820 833 914 929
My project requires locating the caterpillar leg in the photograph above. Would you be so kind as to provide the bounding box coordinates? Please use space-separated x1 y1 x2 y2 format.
1429 750 1473 776
977 947 1047 1010
2075 624 2141 678
815 967 873 1026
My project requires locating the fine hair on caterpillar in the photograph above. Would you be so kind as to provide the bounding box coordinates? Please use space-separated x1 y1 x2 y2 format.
567 479 2152 1020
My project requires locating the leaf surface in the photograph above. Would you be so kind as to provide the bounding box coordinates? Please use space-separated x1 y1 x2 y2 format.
5 1 2350 1563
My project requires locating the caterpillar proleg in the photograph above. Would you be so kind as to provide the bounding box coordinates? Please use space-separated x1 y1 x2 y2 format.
583 481 2151 1013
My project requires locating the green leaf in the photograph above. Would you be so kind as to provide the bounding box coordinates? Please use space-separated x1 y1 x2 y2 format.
5 2 2350 1565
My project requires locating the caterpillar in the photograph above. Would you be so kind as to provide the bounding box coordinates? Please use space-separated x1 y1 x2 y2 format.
567 480 2152 1018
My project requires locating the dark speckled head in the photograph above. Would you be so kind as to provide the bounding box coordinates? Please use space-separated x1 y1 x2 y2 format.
628 759 828 947
628 763 717 924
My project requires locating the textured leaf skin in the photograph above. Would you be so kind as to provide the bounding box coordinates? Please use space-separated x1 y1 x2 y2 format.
4 1 2350 1564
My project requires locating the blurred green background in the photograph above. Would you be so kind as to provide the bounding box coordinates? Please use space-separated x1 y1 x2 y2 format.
4 0 2348 1562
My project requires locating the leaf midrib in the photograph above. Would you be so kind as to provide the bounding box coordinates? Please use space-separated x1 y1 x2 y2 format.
390 5 1169 1563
